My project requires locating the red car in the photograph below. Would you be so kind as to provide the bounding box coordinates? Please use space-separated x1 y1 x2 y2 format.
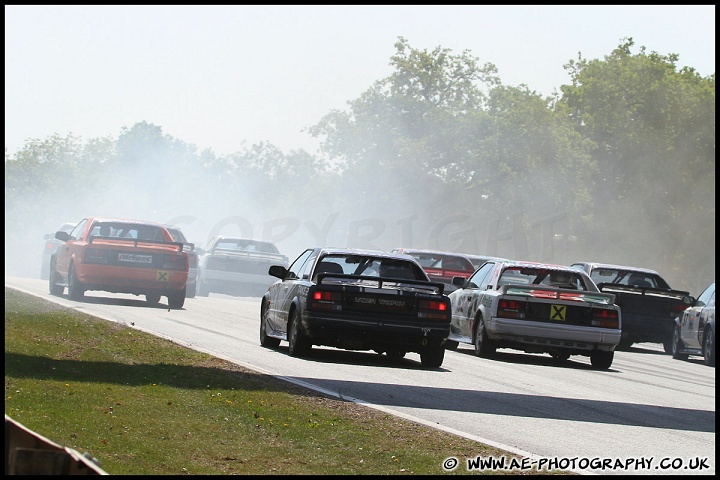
390 248 475 293
48 217 189 309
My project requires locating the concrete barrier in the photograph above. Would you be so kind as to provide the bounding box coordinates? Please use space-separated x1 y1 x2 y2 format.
5 415 107 475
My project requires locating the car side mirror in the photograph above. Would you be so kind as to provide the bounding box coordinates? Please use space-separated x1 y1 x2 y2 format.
684 295 695 306
268 265 288 279
55 231 71 242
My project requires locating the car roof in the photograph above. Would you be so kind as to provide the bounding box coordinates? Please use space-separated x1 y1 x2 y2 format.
320 247 412 259
89 217 165 227
212 236 274 242
572 261 660 275
393 248 471 258
464 254 506 260
502 260 587 272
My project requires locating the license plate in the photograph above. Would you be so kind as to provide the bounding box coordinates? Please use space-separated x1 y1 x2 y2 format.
118 253 152 264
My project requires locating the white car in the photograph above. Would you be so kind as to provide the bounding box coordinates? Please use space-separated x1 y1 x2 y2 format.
196 236 288 297
446 259 622 369
672 281 715 367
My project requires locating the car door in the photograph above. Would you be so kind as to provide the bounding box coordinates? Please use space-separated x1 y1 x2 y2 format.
54 219 88 281
268 249 314 335
451 261 495 339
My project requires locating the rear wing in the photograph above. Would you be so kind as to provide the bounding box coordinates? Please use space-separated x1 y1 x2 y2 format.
88 235 184 252
500 284 616 305
316 273 446 295
596 283 690 301
211 249 287 262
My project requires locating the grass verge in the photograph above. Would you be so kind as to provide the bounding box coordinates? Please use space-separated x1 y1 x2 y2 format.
5 287 571 475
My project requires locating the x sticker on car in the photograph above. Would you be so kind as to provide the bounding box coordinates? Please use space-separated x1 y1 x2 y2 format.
156 271 169 282
551 304 566 321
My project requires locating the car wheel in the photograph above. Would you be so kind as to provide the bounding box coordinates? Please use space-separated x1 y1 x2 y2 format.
662 337 674 355
260 305 281 348
167 288 186 309
386 350 406 360
671 326 688 360
444 340 459 351
48 260 64 296
288 309 311 357
703 328 715 367
186 282 196 299
420 345 445 368
146 293 161 305
590 350 614 370
473 317 496 358
67 263 84 301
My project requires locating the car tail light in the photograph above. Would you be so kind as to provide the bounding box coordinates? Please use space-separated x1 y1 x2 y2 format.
45 242 56 252
310 289 342 310
162 253 188 271
84 248 110 264
417 298 450 320
444 269 472 278
188 254 198 268
670 303 687 315
591 308 619 328
497 299 527 319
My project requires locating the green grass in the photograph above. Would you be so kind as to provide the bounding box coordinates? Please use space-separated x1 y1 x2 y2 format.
5 287 572 475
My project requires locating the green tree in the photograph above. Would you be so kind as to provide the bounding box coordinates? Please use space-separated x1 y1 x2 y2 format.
559 38 715 290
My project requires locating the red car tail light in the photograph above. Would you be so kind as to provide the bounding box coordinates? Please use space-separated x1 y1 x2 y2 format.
497 298 527 319
591 308 620 328
162 254 187 271
310 290 343 310
670 303 687 315
417 298 450 320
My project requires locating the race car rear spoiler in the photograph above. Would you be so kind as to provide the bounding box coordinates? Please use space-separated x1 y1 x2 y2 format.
316 273 446 295
500 284 616 305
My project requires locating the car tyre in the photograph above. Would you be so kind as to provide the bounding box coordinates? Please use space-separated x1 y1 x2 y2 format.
474 317 496 358
186 282 196 299
420 346 444 369
671 326 688 360
444 340 459 351
703 328 715 367
662 338 674 355
167 290 186 309
48 259 64 296
146 293 161 305
260 306 281 348
288 310 311 357
67 263 85 301
590 350 614 370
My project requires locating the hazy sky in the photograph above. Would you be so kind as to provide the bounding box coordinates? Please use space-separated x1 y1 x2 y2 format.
5 5 716 157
